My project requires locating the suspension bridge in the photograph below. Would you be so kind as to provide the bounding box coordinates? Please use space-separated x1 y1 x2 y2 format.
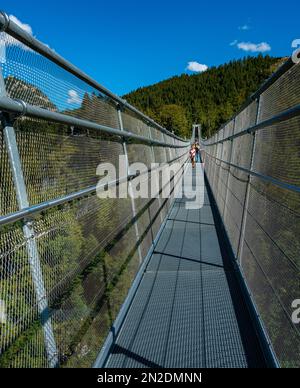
0 12 299 368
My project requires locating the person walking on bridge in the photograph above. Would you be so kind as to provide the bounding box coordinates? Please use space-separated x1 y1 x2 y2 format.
195 142 201 163
190 144 196 168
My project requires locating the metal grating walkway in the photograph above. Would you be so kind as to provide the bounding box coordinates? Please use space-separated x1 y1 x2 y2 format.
104 164 267 368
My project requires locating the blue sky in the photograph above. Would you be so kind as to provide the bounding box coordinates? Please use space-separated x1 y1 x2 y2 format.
1 0 299 96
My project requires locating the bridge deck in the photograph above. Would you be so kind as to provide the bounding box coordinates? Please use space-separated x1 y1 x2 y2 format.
104 165 267 368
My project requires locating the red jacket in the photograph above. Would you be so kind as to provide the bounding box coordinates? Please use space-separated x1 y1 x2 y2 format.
190 149 196 159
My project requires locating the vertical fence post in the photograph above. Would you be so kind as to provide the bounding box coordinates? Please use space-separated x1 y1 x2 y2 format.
161 131 169 167
0 70 58 368
216 139 223 212
222 119 235 219
148 126 164 224
117 105 143 264
161 132 171 163
237 97 260 265
164 135 172 164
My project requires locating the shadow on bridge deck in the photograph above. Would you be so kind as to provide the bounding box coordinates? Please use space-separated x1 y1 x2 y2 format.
104 164 267 368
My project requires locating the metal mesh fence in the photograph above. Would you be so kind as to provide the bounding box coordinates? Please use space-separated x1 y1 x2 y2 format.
122 108 150 137
201 59 300 368
1 32 120 129
258 62 300 122
14 118 124 206
0 19 189 368
0 128 18 215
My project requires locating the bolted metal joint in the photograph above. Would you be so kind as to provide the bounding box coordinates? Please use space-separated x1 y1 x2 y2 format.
128 171 139 181
0 99 27 127
116 102 125 112
24 218 37 229
0 11 9 32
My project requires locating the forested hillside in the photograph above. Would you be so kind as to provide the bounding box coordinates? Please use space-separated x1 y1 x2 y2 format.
124 55 285 138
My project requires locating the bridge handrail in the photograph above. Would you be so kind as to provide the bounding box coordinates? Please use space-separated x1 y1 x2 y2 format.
201 102 300 147
0 152 186 227
0 97 188 149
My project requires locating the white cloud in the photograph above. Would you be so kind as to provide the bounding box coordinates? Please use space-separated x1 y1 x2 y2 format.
0 14 34 57
0 15 53 63
292 39 300 48
239 24 250 31
237 41 271 52
67 90 82 105
186 61 208 73
230 40 238 46
9 15 33 35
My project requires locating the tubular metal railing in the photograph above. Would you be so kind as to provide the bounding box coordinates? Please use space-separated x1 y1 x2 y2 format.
200 57 300 368
0 12 189 368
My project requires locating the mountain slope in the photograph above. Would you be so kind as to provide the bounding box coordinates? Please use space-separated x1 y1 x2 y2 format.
123 55 285 138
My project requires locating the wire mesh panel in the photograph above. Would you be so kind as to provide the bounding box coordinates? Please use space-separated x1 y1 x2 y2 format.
134 183 155 260
218 140 231 219
203 151 210 178
206 147 214 186
123 111 155 170
218 128 224 142
150 126 164 142
153 146 167 164
224 121 234 139
0 128 18 215
224 133 254 256
252 116 300 187
239 116 300 367
212 143 222 206
258 62 300 123
201 59 300 368
0 133 188 369
122 108 150 138
2 33 120 129
0 195 141 367
127 143 153 170
215 144 225 214
14 118 124 205
166 135 176 161
241 178 300 367
0 223 43 367
234 100 258 134
51 200 141 368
